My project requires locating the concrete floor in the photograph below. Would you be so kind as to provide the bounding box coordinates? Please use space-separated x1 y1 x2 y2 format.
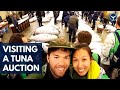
2 20 39 43
2 17 70 43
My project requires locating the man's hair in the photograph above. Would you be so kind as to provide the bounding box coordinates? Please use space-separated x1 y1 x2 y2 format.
9 33 25 43
117 16 120 26
77 31 92 45
47 38 73 55
48 48 71 56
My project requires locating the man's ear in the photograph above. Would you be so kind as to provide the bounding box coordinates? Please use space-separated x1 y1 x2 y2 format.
47 54 50 63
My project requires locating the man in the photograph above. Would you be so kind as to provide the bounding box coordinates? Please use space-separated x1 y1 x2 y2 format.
63 13 70 28
100 11 104 23
84 11 89 21
101 16 120 78
91 11 99 30
76 31 101 65
68 12 79 43
103 11 109 28
18 11 23 19
11 13 21 33
88 11 94 24
6 14 12 24
36 11 44 27
25 38 73 79
62 11 69 25
53 11 60 24
81 11 85 19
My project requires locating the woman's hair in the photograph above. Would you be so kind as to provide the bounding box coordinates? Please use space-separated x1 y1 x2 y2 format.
9 33 25 43
77 31 92 45
73 43 92 58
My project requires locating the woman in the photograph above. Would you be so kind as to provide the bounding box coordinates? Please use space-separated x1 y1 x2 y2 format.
71 43 109 79
8 33 28 79
9 33 28 43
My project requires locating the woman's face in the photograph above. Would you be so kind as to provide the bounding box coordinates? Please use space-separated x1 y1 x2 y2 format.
72 48 91 76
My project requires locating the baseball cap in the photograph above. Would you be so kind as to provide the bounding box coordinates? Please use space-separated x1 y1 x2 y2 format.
48 38 74 49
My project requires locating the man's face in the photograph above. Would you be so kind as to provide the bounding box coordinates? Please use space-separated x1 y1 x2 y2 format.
47 49 71 79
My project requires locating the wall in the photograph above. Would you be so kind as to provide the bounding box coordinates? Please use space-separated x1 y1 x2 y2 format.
0 11 8 20
0 11 20 20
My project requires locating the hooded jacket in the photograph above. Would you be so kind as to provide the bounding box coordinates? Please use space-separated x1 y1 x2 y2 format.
101 30 120 65
68 15 79 29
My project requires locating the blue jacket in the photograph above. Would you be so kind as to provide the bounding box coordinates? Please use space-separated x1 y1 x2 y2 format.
64 15 70 23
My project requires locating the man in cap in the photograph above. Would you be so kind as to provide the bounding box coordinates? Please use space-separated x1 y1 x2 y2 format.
43 38 74 79
25 38 73 79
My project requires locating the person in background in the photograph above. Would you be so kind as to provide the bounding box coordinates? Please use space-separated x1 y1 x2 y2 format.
103 11 109 28
81 11 85 19
9 33 28 43
8 33 28 79
18 11 23 19
68 12 79 43
91 11 99 30
76 31 101 65
30 11 34 18
88 11 94 24
101 16 120 78
100 11 104 23
28 11 34 18
11 13 21 33
6 14 12 24
36 11 44 27
84 11 89 22
53 11 60 24
62 11 69 25
41 11 45 17
63 13 70 28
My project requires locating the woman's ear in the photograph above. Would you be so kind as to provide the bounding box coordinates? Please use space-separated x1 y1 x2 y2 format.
47 54 50 63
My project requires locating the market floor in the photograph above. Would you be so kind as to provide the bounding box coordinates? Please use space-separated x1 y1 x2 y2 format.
1 15 109 44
